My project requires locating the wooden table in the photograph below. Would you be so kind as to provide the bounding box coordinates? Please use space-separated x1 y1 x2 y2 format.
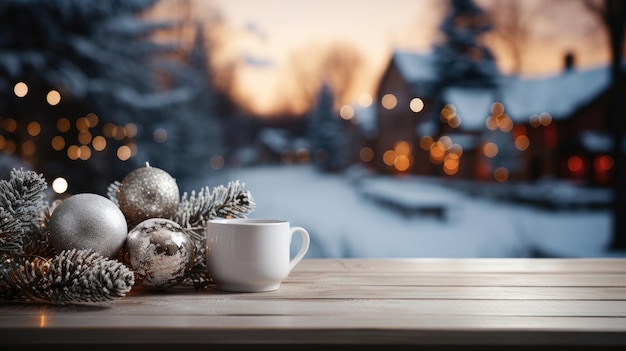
1 258 626 350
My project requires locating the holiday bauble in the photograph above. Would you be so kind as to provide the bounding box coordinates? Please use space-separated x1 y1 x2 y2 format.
124 218 194 290
48 193 128 258
117 162 180 226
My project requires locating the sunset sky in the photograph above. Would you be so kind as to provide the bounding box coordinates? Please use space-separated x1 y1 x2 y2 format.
154 0 611 115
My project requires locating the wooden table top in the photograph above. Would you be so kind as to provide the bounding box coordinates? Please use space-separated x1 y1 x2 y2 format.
1 258 626 350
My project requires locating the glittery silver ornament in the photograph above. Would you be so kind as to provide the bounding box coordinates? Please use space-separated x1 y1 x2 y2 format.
117 162 180 226
48 193 128 258
124 218 194 290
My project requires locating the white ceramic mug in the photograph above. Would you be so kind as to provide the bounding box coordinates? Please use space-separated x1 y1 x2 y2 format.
206 218 310 292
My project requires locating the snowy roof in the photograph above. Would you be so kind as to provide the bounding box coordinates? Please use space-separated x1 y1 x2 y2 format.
579 130 626 153
500 66 611 122
392 51 437 83
442 87 494 130
258 128 289 153
389 50 613 132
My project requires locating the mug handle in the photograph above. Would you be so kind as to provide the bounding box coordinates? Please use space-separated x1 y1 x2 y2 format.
289 226 310 271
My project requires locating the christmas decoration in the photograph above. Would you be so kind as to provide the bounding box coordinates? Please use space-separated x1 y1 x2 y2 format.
117 162 180 226
124 218 194 290
1 165 255 304
47 193 128 258
0 249 134 304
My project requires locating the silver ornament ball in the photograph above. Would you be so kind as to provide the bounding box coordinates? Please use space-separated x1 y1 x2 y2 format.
124 218 194 290
48 193 128 258
117 163 180 226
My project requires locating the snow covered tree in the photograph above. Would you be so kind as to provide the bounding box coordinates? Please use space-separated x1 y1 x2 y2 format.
433 0 499 88
138 22 226 192
307 83 349 172
0 0 212 193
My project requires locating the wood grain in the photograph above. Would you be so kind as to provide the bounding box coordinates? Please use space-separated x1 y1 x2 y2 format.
1 258 626 349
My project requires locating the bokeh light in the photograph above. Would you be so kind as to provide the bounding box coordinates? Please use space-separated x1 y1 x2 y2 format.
46 90 61 106
52 177 69 194
381 94 397 110
13 82 28 97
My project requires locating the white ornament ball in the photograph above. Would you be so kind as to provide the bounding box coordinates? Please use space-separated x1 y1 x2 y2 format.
48 193 128 258
117 163 180 226
124 218 194 290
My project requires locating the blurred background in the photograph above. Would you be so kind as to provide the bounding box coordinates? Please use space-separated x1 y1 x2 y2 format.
1 0 625 258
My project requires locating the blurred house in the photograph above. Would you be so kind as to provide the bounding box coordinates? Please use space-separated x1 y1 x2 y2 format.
367 50 618 186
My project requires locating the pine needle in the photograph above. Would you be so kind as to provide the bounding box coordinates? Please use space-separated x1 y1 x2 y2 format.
0 249 135 305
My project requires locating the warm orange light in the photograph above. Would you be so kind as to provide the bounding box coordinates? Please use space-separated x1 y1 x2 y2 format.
92 136 106 151
360 147 374 162
440 104 456 122
22 140 36 156
539 112 552 126
3 118 17 133
498 115 513 132
394 140 411 155
46 90 61 106
419 136 433 150
383 150 397 166
494 167 509 182
117 145 132 161
485 116 498 130
514 135 530 151
381 94 397 109
430 142 445 159
78 131 92 145
443 155 459 175
103 123 116 137
76 117 90 132
394 154 411 171
67 145 80 160
79 145 91 160
27 121 41 137
483 142 498 158
448 115 461 128
51 136 65 151
448 144 463 156
491 102 504 116
529 114 541 128
124 123 137 138
57 118 70 133
86 113 99 127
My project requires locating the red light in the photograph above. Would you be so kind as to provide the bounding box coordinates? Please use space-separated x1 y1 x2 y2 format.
568 156 583 173
595 155 614 172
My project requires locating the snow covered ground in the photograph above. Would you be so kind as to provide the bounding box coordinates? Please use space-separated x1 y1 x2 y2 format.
224 165 623 259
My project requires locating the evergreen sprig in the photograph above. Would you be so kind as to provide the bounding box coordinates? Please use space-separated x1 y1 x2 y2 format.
173 180 256 288
0 249 135 305
0 208 23 256
0 169 48 255
173 180 256 229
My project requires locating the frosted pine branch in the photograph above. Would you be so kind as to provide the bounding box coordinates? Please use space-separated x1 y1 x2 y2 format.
0 249 135 305
0 169 49 255
0 169 47 235
174 180 255 229
173 180 255 288
106 180 121 206
0 208 23 256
